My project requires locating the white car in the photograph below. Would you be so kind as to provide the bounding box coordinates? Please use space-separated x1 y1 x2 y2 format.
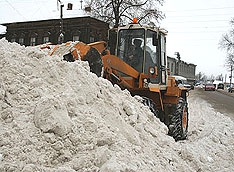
173 75 193 90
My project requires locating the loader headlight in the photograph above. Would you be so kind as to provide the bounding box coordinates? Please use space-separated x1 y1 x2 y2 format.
143 78 149 88
149 67 155 74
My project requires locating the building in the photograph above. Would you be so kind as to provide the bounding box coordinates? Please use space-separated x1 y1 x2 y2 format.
1 16 109 46
167 56 196 84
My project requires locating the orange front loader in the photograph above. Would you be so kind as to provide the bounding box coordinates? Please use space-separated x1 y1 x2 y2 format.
47 20 189 141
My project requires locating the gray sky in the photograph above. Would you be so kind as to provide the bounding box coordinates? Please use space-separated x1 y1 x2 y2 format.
160 0 234 80
0 0 234 79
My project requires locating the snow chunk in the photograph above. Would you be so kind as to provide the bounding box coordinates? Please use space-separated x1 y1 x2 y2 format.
34 97 73 136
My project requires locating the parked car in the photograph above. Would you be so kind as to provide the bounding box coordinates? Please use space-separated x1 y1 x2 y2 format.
217 83 224 89
228 85 234 93
204 83 215 91
183 82 194 90
173 75 194 90
213 80 224 90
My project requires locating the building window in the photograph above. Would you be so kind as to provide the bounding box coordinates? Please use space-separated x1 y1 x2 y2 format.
19 38 24 45
11 38 16 43
90 37 94 42
43 36 49 43
171 63 174 73
30 37 36 46
73 35 79 41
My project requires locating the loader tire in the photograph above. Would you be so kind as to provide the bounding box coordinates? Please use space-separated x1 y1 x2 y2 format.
142 97 159 118
83 47 103 77
168 97 188 141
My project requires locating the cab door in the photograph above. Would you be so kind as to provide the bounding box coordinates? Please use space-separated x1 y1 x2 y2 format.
159 34 167 84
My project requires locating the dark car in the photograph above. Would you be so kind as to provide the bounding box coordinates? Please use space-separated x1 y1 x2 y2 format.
217 83 224 89
183 82 193 90
204 83 215 91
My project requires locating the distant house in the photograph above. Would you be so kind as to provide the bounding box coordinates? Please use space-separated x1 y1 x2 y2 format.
167 56 196 84
1 16 109 46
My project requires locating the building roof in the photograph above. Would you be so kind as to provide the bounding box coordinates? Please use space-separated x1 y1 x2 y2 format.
1 15 107 26
0 7 107 33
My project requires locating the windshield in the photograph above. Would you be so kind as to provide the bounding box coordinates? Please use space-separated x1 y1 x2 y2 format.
145 29 157 74
117 29 145 73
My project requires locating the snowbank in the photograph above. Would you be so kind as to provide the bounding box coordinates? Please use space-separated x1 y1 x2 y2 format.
0 38 233 171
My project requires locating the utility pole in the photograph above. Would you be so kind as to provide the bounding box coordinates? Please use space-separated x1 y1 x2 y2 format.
174 52 181 76
225 74 227 84
230 65 233 86
58 0 64 44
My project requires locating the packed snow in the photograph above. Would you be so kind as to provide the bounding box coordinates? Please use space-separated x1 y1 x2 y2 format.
0 38 234 172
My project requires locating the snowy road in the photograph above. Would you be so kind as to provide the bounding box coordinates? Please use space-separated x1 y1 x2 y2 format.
192 88 234 121
181 90 234 171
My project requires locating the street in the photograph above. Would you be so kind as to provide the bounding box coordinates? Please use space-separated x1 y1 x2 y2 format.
191 88 234 121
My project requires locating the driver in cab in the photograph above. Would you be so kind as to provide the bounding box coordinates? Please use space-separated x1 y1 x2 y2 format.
125 39 143 71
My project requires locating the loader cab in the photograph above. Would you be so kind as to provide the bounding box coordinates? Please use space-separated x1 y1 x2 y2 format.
114 23 167 85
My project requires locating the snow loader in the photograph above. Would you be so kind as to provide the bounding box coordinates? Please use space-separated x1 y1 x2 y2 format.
46 18 189 141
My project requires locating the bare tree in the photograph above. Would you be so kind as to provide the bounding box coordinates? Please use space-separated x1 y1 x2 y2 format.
195 72 206 82
219 18 234 68
85 0 165 28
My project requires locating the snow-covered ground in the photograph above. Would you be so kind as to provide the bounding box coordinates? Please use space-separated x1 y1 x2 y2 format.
0 38 233 172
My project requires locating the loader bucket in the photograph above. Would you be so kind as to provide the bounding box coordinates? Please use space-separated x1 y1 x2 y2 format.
82 46 103 77
49 41 103 77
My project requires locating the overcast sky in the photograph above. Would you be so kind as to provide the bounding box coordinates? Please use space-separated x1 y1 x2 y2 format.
0 0 234 80
160 0 234 80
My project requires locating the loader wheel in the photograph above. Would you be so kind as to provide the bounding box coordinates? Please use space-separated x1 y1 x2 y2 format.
83 47 103 77
142 97 159 118
168 97 188 141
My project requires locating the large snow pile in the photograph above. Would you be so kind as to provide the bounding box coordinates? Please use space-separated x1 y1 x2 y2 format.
0 38 234 172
